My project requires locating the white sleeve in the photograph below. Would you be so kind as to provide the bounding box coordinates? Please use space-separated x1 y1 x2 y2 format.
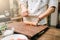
48 0 58 8
32 0 48 14
19 0 27 4
19 0 28 12
19 0 28 8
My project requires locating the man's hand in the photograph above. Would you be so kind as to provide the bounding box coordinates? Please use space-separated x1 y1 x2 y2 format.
23 17 41 26
24 21 38 26
21 11 28 17
35 17 41 25
38 6 55 20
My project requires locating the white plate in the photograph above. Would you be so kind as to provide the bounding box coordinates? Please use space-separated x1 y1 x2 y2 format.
1 34 28 40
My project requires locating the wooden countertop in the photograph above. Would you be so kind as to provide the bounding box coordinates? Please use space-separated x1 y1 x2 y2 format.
7 22 48 37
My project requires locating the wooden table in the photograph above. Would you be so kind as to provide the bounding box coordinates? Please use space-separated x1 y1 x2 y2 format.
7 22 48 38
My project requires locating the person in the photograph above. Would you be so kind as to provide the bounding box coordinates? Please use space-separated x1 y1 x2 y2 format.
20 0 57 25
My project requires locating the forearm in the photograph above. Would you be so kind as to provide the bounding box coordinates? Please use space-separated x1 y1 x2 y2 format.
21 4 27 12
20 3 28 17
39 6 55 19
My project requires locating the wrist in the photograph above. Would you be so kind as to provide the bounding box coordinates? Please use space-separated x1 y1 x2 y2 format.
21 10 28 17
22 11 28 14
38 16 42 21
22 8 28 13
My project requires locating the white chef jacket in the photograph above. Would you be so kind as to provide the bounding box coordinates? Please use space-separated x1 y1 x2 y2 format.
20 0 57 25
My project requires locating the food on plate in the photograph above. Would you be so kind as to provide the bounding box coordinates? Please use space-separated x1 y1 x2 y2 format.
10 37 14 40
10 37 26 40
1 34 28 40
17 38 26 40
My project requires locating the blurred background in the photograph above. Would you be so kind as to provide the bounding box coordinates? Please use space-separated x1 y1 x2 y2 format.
0 0 59 27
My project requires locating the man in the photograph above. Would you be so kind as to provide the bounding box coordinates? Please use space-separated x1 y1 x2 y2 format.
20 0 57 25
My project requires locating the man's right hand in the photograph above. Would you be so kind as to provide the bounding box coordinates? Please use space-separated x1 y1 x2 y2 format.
21 11 28 17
